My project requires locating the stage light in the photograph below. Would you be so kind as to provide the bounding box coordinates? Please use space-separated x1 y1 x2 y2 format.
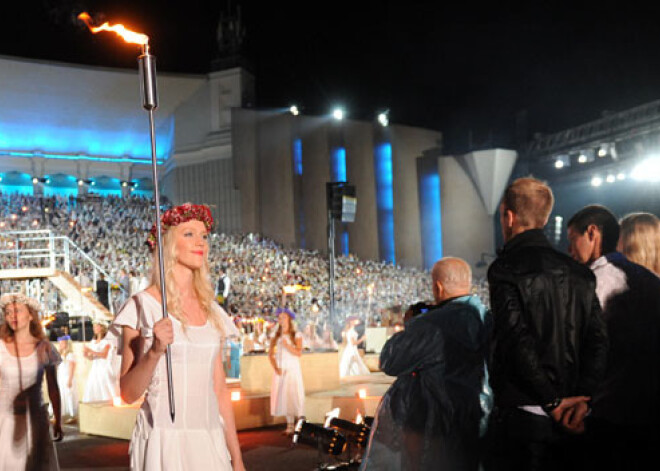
333 108 344 121
554 159 564 169
578 155 587 164
290 105 299 116
293 419 347 455
230 391 241 401
606 174 616 183
327 417 370 447
121 181 128 187
78 179 84 186
631 156 660 182
32 177 39 184
617 172 626 181
324 408 341 428
591 176 603 187
377 111 389 127
598 145 608 157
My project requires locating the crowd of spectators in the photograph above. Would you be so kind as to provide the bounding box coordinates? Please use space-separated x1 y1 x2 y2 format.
0 191 446 330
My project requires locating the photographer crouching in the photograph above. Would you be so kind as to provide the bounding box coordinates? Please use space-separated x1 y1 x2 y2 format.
361 257 492 471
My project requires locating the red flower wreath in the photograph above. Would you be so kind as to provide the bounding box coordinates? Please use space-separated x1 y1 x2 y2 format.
146 203 214 250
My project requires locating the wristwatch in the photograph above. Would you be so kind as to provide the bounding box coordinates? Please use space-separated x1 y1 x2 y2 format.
542 397 562 414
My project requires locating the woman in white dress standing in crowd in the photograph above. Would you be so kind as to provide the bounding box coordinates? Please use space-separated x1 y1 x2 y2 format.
0 293 63 470
112 203 245 470
339 316 370 377
82 321 117 403
269 307 305 435
56 335 78 422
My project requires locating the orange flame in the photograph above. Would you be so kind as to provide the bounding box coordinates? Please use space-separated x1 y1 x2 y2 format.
78 12 149 46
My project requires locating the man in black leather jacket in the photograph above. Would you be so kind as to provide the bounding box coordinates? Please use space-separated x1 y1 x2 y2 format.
484 178 608 471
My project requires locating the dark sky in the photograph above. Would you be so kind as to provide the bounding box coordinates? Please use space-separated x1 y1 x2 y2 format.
4 1 660 153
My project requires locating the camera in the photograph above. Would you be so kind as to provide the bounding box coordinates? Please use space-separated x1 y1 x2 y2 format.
404 301 434 323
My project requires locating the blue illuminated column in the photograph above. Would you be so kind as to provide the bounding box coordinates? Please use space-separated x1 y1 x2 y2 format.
292 138 306 248
373 142 395 264
330 146 348 255
417 157 443 269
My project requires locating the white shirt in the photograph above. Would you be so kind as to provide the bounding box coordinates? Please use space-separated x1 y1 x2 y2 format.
590 255 629 311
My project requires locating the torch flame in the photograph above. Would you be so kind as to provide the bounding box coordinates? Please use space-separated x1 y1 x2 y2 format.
78 12 149 46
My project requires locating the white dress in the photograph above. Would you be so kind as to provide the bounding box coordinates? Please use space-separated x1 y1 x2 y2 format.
0 339 61 471
82 338 118 403
57 353 78 418
270 332 305 417
339 327 371 377
113 291 237 471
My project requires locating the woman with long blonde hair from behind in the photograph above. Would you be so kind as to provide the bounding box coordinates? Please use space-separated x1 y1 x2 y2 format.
112 203 244 470
618 212 660 276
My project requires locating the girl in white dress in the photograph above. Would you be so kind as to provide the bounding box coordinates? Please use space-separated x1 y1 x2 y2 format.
339 317 371 377
56 335 78 421
113 203 245 471
82 322 117 403
0 293 63 471
269 308 305 435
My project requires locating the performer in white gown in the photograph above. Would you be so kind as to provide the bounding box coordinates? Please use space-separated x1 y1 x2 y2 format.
0 293 63 471
82 322 117 403
56 335 78 421
269 307 305 435
113 203 245 471
339 316 370 377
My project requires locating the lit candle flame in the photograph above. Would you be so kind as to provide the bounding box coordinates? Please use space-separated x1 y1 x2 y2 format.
78 12 149 46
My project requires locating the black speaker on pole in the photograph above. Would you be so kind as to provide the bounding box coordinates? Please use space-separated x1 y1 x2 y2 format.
326 182 357 222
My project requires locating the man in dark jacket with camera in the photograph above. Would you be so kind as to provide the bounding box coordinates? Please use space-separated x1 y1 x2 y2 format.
484 178 608 471
361 257 492 471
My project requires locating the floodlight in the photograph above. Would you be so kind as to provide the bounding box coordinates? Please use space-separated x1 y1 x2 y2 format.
591 176 603 187
290 105 299 116
631 156 660 182
292 419 347 456
333 108 344 120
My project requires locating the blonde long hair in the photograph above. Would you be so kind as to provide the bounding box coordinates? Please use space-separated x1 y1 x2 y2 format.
150 224 225 336
619 212 660 276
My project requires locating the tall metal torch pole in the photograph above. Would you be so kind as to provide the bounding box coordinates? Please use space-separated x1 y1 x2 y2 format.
139 43 175 422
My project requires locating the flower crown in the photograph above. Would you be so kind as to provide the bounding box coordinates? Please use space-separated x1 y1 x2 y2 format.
0 293 43 316
146 203 214 250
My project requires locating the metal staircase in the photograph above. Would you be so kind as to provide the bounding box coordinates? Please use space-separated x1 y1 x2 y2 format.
0 230 126 321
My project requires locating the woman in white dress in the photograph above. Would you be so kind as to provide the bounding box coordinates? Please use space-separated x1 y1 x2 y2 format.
0 293 63 471
82 322 117 403
56 335 78 422
339 316 371 377
269 308 305 435
113 203 245 471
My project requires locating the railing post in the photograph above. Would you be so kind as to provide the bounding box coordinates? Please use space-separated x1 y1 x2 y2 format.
64 239 70 274
49 231 56 271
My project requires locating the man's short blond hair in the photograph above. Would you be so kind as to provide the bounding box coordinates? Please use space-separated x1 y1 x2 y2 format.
502 177 554 228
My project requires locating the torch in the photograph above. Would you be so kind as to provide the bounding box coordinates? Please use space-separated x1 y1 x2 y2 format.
78 12 176 422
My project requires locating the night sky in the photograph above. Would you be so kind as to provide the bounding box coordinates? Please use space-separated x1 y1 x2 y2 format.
4 1 660 153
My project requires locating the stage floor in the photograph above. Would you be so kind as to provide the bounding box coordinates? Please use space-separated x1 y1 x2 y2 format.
79 373 394 439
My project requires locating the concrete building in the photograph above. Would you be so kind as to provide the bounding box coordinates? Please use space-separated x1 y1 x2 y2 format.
0 55 516 271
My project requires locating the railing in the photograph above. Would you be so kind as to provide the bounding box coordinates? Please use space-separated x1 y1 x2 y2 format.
0 229 128 314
